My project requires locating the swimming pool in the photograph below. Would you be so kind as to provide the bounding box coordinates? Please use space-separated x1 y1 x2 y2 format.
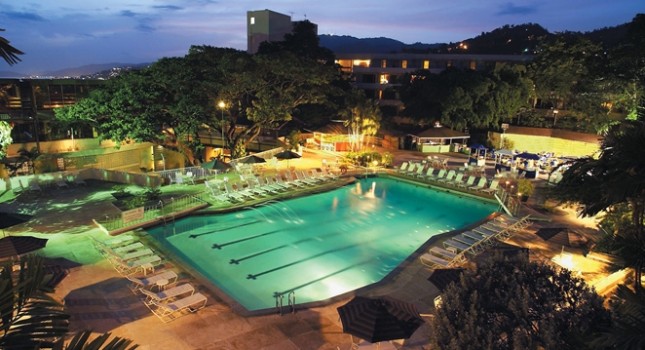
146 177 498 312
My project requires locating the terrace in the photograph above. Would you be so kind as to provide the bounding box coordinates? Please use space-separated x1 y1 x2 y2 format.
0 147 622 349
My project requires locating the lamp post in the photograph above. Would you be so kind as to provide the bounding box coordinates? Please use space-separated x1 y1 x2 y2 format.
552 109 559 127
217 101 226 148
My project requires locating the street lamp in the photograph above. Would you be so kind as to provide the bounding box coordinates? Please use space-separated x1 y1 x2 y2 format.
217 101 226 147
552 109 559 127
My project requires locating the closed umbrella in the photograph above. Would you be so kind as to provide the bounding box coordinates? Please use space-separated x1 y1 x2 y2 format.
337 295 424 343
0 236 48 260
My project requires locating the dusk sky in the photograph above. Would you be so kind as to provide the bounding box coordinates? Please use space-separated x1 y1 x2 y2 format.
1 1 643 75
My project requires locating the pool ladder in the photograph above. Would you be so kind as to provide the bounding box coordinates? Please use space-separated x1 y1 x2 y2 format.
275 291 296 315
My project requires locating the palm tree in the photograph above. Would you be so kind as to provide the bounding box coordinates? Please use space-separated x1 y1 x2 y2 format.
338 90 382 151
552 100 645 289
0 255 137 349
0 29 23 65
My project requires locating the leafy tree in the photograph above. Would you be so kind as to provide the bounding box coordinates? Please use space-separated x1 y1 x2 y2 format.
56 46 338 161
338 90 382 151
551 101 645 289
257 20 335 64
0 29 23 65
431 254 609 350
528 33 603 110
0 121 11 159
399 65 531 130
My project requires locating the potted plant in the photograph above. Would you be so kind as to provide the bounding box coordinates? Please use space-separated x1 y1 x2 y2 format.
516 178 534 202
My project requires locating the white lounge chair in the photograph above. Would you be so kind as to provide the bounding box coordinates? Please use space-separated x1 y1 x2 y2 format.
113 254 163 275
437 170 456 183
427 169 446 181
457 175 476 188
127 270 178 292
396 162 409 174
468 177 488 191
480 179 499 194
419 167 435 179
149 292 208 323
140 283 195 305
110 248 154 262
447 172 465 186
420 252 451 268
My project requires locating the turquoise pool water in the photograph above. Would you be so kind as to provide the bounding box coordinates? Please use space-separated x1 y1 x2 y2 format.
146 177 497 311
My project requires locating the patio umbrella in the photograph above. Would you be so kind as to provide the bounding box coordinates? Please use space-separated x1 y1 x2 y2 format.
0 236 48 260
337 295 424 343
274 149 301 169
237 155 267 165
0 212 32 229
514 152 540 160
201 159 232 172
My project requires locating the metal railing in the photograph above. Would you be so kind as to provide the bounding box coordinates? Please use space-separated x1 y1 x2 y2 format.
95 193 206 232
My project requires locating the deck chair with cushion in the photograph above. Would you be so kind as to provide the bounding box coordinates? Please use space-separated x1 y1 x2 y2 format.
480 179 499 194
149 292 208 323
457 175 476 188
127 270 178 292
396 162 409 174
427 169 446 181
108 247 154 263
468 177 488 191
140 283 195 305
113 254 163 275
437 170 456 183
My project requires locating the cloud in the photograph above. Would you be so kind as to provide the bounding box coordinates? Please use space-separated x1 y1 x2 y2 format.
120 10 138 18
495 2 537 16
0 10 46 21
153 5 183 11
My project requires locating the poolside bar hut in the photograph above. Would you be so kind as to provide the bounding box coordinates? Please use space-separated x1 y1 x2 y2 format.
410 125 470 153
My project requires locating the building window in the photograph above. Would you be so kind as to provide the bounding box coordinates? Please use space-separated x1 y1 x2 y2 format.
250 17 255 25
353 59 370 67
402 60 408 69
381 60 387 68
379 74 389 84
423 60 430 69
469 61 477 70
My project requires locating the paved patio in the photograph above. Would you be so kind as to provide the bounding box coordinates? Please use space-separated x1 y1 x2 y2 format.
0 149 605 349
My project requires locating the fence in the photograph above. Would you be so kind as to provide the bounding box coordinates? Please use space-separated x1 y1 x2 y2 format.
93 193 207 233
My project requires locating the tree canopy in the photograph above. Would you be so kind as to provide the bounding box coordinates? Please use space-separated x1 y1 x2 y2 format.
55 46 340 160
398 63 532 130
431 254 609 350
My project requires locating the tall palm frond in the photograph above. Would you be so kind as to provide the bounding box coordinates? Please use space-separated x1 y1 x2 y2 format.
60 331 138 350
0 255 70 349
0 29 23 66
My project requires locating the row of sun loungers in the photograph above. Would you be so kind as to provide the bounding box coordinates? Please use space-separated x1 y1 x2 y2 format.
93 233 164 276
397 162 500 194
128 269 208 323
204 169 337 203
94 233 208 322
420 214 532 269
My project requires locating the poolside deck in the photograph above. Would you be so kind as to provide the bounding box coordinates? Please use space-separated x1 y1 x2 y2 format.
0 149 607 349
